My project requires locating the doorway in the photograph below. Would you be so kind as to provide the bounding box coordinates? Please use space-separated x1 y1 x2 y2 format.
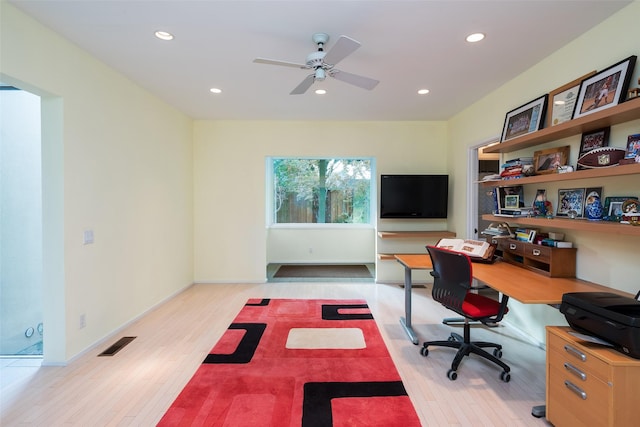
0 86 43 357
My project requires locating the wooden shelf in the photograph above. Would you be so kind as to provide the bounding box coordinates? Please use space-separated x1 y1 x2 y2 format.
484 97 640 154
377 231 456 239
378 253 418 260
480 162 640 187
482 214 640 236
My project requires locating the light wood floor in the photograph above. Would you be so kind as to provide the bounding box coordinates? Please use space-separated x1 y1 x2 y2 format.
1 282 552 426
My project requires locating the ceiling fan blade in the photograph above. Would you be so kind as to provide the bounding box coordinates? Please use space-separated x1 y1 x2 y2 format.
253 57 307 69
290 74 315 95
330 70 379 90
322 35 360 66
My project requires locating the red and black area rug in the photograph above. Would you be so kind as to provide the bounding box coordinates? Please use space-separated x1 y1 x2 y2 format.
158 298 421 426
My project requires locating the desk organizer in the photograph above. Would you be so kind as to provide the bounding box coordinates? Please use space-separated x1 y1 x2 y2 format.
491 238 576 277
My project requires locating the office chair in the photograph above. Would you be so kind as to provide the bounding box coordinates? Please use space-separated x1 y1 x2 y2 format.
421 245 511 382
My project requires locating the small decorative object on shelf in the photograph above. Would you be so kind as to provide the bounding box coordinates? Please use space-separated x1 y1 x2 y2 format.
621 199 640 225
577 146 627 169
532 189 552 217
584 187 604 220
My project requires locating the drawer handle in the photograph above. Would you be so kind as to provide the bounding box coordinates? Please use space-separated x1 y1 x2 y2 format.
564 380 587 400
564 344 587 361
509 243 517 250
564 362 586 380
532 249 541 256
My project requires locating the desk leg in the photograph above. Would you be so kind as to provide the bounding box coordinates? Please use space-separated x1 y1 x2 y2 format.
400 265 419 345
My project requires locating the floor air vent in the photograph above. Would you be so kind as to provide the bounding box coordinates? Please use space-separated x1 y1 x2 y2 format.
98 336 136 356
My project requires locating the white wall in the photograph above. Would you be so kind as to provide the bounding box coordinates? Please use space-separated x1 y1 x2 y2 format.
193 120 448 283
1 3 195 362
448 0 640 343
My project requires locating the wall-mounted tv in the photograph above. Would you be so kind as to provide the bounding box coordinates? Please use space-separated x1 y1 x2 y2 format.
380 174 449 219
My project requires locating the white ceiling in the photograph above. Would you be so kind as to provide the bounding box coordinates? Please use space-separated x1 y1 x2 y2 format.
9 0 631 121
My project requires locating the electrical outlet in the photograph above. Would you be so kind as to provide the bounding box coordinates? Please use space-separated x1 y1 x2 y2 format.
79 314 86 329
83 229 94 245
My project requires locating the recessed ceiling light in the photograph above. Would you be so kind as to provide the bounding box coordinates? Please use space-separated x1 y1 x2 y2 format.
315 89 327 95
417 89 430 95
155 31 174 41
210 88 222 94
466 33 485 43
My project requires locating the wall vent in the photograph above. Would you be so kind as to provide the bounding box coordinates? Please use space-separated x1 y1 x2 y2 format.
98 336 136 356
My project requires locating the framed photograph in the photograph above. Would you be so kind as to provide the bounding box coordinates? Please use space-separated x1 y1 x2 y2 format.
533 146 570 175
504 195 519 209
573 55 637 119
497 186 524 210
577 127 610 169
602 196 638 221
500 94 548 142
557 188 585 218
624 133 640 160
547 71 596 127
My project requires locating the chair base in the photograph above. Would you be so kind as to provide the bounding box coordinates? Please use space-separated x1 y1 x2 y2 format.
421 330 511 382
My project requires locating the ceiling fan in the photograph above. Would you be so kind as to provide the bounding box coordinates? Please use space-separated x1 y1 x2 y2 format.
253 33 379 95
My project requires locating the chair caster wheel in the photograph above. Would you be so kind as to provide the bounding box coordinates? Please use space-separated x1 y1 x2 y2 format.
493 348 503 358
447 369 458 381
500 371 511 382
420 347 429 357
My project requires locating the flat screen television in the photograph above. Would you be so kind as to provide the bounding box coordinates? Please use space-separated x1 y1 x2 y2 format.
380 174 449 219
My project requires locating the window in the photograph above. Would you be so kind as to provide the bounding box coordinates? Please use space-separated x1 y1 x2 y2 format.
271 158 373 224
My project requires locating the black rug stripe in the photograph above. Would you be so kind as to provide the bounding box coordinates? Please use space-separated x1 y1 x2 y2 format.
274 264 372 278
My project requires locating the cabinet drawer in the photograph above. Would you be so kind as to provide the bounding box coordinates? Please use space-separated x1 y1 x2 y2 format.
547 360 610 427
497 239 524 255
523 244 550 263
548 332 610 380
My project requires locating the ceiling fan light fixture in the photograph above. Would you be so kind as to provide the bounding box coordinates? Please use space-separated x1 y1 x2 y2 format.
466 32 485 43
155 30 174 41
314 68 326 81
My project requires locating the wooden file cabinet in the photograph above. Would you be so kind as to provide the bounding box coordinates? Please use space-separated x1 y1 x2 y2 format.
494 238 576 277
546 326 640 427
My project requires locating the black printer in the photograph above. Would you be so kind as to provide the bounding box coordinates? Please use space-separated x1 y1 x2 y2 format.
560 292 640 359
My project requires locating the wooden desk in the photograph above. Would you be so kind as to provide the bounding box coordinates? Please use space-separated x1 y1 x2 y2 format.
394 254 621 344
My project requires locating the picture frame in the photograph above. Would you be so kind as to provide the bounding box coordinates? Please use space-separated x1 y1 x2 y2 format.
498 186 525 210
500 94 548 142
624 133 640 160
602 196 638 221
504 195 519 209
547 71 596 127
557 188 585 218
533 146 570 175
577 127 610 169
573 55 637 119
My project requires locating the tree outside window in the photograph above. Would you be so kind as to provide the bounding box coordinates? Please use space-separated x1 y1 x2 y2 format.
272 158 372 224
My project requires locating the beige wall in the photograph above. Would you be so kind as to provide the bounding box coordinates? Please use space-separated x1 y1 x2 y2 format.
1 3 194 362
193 120 448 283
448 1 640 342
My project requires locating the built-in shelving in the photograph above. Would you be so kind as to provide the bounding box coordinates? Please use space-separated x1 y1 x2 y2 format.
480 162 640 187
482 214 640 236
377 231 456 239
484 97 640 154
